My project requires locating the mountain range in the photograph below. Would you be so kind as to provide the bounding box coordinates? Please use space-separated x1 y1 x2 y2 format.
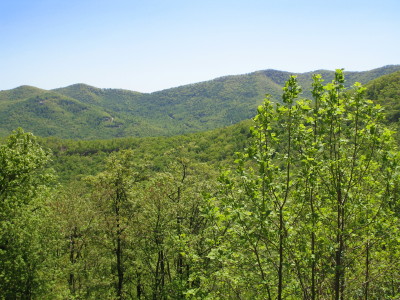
1 65 400 139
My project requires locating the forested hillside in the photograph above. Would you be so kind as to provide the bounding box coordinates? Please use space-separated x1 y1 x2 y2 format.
39 120 252 183
366 70 400 122
36 68 400 185
1 70 399 299
1 65 399 139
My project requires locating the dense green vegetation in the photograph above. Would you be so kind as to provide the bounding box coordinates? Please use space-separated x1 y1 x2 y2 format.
366 70 400 122
33 68 400 185
212 71 400 299
1 69 400 299
1 65 399 139
36 120 251 183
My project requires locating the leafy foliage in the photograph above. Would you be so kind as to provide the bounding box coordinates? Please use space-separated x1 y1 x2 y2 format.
0 129 53 298
206 71 400 299
1 67 400 299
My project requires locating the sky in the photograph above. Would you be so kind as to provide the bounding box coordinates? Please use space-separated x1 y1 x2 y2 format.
1 0 399 93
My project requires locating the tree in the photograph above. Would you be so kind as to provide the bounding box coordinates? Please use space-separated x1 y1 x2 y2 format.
214 70 400 299
45 181 111 299
0 128 52 299
131 146 219 299
87 150 147 300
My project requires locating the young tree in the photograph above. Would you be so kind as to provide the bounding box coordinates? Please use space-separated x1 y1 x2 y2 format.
308 71 399 299
87 150 147 300
133 147 219 299
215 70 400 299
0 128 53 299
46 182 111 299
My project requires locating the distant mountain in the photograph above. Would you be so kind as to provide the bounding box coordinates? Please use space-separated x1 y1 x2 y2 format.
1 65 399 139
0 90 115 138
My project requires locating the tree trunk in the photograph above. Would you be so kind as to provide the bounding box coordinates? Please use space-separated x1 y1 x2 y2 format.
278 206 284 300
116 218 123 300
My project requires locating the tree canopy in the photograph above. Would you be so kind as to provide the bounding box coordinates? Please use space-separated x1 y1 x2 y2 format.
0 71 399 299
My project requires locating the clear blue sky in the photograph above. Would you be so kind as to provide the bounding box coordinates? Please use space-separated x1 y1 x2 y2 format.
1 0 399 93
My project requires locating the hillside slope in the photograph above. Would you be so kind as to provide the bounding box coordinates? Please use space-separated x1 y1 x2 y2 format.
365 70 400 122
1 65 399 139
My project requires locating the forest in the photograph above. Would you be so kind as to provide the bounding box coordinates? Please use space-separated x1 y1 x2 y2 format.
1 66 400 140
1 70 400 299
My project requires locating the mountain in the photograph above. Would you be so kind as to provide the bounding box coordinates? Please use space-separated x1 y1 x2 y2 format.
0 85 48 102
0 90 114 138
1 65 400 139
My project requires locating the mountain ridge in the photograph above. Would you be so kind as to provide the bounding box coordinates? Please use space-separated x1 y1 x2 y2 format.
5 65 399 95
1 65 399 139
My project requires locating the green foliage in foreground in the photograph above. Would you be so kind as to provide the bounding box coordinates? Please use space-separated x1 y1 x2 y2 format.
211 70 400 299
0 71 399 299
0 129 53 299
